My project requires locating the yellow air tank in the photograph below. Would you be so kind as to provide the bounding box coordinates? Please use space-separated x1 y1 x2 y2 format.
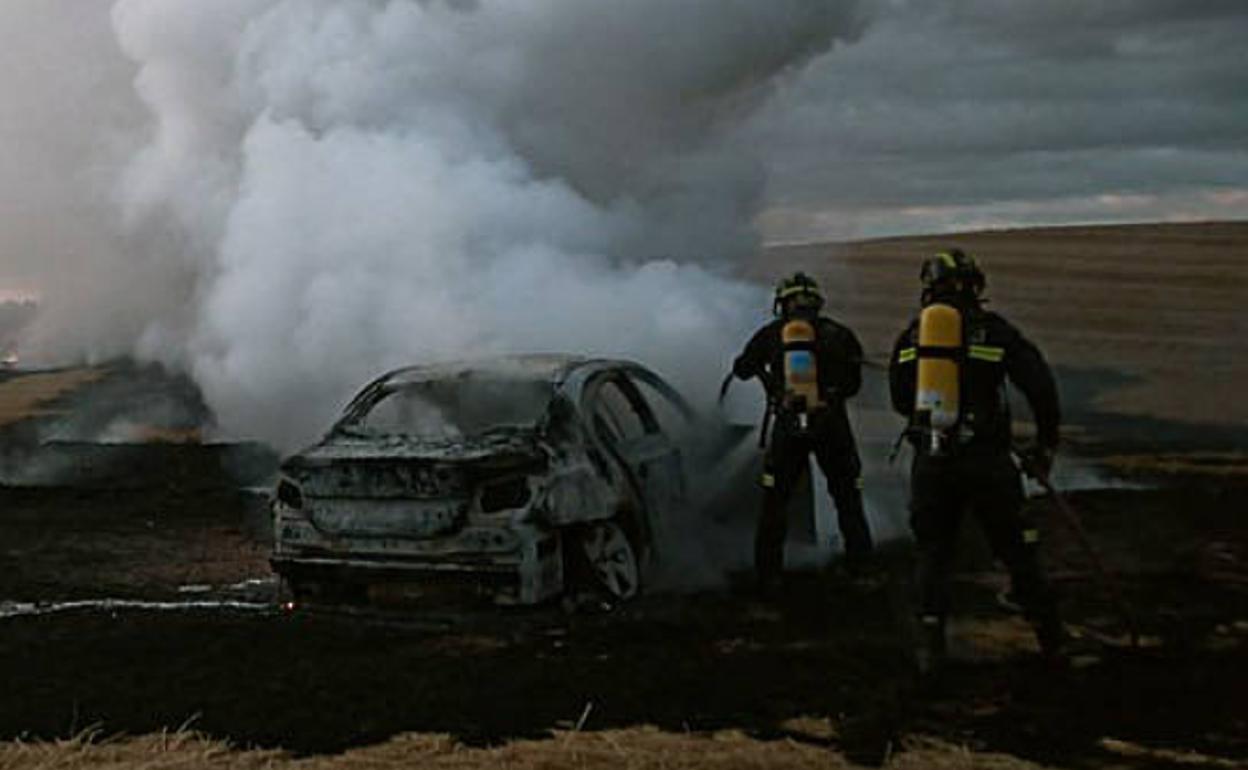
781 319 822 414
915 303 962 451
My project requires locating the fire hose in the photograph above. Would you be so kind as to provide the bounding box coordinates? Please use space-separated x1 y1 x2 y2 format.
719 371 775 449
1013 448 1141 649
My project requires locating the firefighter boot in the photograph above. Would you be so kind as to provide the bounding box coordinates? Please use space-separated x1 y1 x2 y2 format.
1034 614 1069 661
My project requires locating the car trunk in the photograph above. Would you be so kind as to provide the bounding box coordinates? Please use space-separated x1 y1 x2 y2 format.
282 432 546 539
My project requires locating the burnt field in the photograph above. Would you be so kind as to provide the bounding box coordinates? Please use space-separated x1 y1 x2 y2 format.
1 222 1246 768
1 459 1245 768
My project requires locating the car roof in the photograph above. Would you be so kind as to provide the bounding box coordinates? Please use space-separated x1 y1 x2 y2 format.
338 353 692 429
376 354 593 388
368 353 672 392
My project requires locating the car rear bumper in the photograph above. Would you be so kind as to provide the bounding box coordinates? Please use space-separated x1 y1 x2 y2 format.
271 530 563 606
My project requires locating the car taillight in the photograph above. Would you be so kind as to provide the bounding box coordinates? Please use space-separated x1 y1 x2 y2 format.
276 479 304 510
479 476 532 513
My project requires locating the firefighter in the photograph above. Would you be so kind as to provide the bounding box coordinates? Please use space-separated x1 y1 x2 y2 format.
729 272 874 591
888 249 1064 670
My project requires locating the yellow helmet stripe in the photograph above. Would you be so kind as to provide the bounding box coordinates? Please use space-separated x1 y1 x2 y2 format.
777 285 820 300
937 251 958 269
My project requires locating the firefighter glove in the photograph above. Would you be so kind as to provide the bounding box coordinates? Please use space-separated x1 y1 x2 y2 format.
1021 444 1056 480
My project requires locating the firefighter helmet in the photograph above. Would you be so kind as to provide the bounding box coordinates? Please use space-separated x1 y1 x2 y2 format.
920 248 985 301
773 272 824 316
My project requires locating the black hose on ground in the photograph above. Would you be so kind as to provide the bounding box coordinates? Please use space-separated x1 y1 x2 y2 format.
1014 448 1141 649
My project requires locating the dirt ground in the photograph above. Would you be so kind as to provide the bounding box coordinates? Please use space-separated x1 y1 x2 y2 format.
1 222 1246 768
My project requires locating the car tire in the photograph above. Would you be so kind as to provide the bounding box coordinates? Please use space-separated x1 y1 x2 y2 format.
569 518 642 602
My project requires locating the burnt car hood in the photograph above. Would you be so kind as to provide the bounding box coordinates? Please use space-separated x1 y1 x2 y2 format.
283 429 546 470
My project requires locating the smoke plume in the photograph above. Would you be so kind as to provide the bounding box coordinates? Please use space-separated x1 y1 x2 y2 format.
17 1 868 448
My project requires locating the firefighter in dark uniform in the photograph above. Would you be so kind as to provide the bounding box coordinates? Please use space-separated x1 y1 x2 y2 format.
730 272 874 590
889 249 1064 668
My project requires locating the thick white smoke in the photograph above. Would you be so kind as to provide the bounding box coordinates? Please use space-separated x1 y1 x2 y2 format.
98 0 867 448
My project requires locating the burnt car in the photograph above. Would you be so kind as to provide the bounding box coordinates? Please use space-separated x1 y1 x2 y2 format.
270 355 698 607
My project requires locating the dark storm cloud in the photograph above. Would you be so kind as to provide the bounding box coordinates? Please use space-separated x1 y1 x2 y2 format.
751 0 1248 238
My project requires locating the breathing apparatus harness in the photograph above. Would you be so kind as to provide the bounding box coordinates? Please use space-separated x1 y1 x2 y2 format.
903 250 990 459
772 273 828 438
719 272 830 449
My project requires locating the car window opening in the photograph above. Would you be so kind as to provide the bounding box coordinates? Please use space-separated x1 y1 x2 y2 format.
592 378 657 443
344 378 553 440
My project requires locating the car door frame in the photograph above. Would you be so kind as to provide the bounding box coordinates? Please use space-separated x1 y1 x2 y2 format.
580 368 688 550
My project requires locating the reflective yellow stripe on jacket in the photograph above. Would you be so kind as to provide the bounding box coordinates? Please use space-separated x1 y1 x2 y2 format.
897 347 917 363
967 344 1005 363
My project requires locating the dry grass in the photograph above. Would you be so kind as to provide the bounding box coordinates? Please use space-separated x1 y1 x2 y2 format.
1096 738 1244 768
0 368 107 429
120 425 204 444
1100 452 1248 478
0 728 1068 770
0 728 280 770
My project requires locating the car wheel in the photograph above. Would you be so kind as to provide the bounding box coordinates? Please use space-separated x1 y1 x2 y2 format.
575 519 641 601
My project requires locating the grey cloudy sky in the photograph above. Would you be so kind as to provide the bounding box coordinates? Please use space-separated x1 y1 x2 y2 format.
751 0 1248 240
2 0 1246 291
0 0 1243 436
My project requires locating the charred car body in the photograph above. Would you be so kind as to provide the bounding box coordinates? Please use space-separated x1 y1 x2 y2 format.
271 355 695 606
